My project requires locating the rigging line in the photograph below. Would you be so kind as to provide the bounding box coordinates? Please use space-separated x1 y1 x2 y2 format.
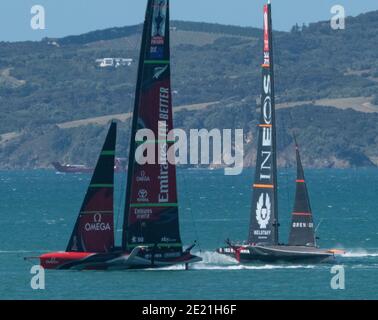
315 219 324 233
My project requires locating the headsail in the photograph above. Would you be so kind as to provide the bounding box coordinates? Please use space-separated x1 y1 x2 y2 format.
248 2 279 245
122 0 183 254
66 122 116 253
288 140 316 247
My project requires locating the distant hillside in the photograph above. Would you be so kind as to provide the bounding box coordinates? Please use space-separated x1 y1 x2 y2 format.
0 12 378 169
54 21 265 46
2 102 377 169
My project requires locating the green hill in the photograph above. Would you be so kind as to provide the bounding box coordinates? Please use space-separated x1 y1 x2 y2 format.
0 12 378 169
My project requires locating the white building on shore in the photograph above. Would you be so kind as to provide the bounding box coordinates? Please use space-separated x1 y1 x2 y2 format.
95 58 133 68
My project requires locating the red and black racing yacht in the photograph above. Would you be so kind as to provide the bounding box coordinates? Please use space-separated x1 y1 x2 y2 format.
31 0 201 270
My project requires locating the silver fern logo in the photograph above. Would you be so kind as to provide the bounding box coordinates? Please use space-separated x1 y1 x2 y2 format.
153 66 168 79
256 193 271 229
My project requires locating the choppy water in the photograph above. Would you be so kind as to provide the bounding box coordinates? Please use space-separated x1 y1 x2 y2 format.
0 168 377 299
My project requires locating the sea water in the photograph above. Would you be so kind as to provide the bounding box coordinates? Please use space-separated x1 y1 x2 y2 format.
0 168 377 300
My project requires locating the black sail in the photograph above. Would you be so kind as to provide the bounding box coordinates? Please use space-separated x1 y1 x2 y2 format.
66 122 116 253
248 3 279 245
122 0 183 254
288 142 316 246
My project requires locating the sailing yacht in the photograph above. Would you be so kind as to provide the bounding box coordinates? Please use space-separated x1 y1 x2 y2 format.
33 0 201 270
217 1 342 263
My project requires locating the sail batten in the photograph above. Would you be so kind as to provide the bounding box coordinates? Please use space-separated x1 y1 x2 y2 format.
248 3 279 245
66 122 117 253
122 0 183 253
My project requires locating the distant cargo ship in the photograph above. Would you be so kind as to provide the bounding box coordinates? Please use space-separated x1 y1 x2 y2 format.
52 158 127 173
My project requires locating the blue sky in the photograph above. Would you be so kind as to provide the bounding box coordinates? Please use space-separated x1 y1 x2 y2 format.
0 0 377 41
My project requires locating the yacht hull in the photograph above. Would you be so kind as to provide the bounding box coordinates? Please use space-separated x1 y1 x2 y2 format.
217 245 335 263
38 247 201 270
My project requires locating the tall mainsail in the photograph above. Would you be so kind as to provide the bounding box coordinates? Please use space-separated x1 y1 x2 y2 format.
66 122 116 253
122 0 183 253
288 142 316 246
248 2 279 245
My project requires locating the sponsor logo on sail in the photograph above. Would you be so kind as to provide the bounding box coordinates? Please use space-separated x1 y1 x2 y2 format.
161 236 176 243
131 236 144 243
94 213 101 223
264 52 270 66
153 65 168 79
150 0 167 58
150 45 164 59
264 6 269 52
159 87 170 121
256 193 271 229
134 208 152 219
263 4 271 67
138 189 149 202
84 213 111 232
293 222 314 228
158 164 169 203
151 0 167 42
259 74 273 181
136 170 151 182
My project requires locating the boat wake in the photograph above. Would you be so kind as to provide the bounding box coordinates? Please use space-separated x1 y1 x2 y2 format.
191 251 317 270
192 264 317 270
196 250 238 265
152 251 317 271
341 249 378 258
